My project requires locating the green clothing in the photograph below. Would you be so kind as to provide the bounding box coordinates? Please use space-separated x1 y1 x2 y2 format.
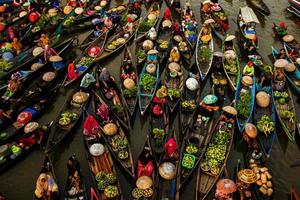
243 65 254 76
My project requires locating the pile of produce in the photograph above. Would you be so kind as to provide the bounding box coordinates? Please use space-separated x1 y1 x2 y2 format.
182 143 200 169
158 39 169 49
58 111 78 126
0 59 13 75
257 115 275 135
95 171 119 198
141 73 156 92
214 12 228 21
122 78 137 98
224 58 238 74
236 90 251 119
137 49 147 61
181 100 196 111
132 187 153 199
201 122 233 175
249 158 273 197
107 38 126 50
78 56 94 66
138 9 159 32
167 88 181 100
63 16 75 27
123 86 137 98
274 91 289 105
152 128 166 145
111 136 129 160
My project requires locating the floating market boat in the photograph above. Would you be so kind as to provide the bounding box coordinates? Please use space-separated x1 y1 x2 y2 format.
222 35 241 91
64 155 88 200
254 82 276 158
138 50 160 116
95 67 130 130
148 100 169 167
172 32 193 67
46 90 90 152
153 130 178 200
234 75 256 132
63 31 108 87
247 0 271 15
287 0 300 18
196 23 214 81
195 105 236 200
93 94 135 178
119 46 138 116
0 121 52 174
134 3 160 41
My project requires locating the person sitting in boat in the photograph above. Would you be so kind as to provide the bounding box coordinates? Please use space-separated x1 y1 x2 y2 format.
99 67 115 89
11 37 22 55
184 2 192 16
276 48 287 59
111 12 121 25
104 16 113 30
163 7 171 20
148 27 157 41
83 115 100 137
130 1 141 16
2 72 24 100
93 25 102 37
274 22 287 37
37 33 49 48
172 22 182 35
35 173 58 200
66 155 82 196
245 39 257 55
137 149 154 177
124 17 134 34
153 86 168 104
242 123 258 149
274 67 285 82
44 45 58 61
80 73 96 89
67 0 77 7
97 103 110 122
67 62 79 81
121 60 136 81
164 138 178 159
201 1 211 14
243 61 255 76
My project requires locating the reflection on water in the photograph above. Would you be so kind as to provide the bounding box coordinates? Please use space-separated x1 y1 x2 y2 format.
0 0 300 199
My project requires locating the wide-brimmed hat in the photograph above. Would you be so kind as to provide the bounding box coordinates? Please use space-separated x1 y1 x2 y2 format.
159 162 176 180
213 51 223 57
73 91 89 103
49 55 63 62
284 63 296 72
173 35 183 42
225 35 236 42
204 18 215 24
88 46 101 57
203 0 211 4
147 49 158 54
48 8 57 17
255 91 270 108
282 34 294 42
241 75 253 86
100 0 108 7
203 94 218 105
31 63 44 71
103 123 118 136
274 59 289 68
89 143 105 156
168 62 180 72
75 7 84 15
245 123 257 139
162 19 172 28
216 179 236 195
95 6 102 11
19 11 28 18
186 78 199 91
296 58 300 65
123 78 135 89
42 71 56 82
222 106 237 115
136 176 153 189
32 47 43 56
24 122 39 133
64 6 73 15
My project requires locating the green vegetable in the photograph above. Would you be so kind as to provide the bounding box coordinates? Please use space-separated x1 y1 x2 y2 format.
199 46 212 63
181 100 196 110
167 88 181 100
257 115 275 135
139 20 154 32
123 86 137 98
152 128 166 145
185 144 199 155
141 73 156 92
104 185 118 198
236 90 251 119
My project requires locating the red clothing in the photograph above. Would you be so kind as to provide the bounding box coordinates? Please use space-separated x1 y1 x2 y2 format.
83 115 100 137
137 160 154 177
97 103 110 122
68 63 78 80
163 7 171 20
172 22 181 35
164 138 177 156
153 96 167 104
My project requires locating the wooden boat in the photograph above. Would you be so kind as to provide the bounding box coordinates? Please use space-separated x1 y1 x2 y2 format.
64 155 88 200
95 67 130 130
138 50 160 116
153 130 178 200
156 12 173 64
33 155 58 200
176 106 215 194
46 90 90 152
119 46 138 116
291 186 300 200
271 54 296 142
247 0 271 15
163 59 186 112
181 2 198 50
63 31 108 87
0 121 53 174
195 107 236 200
0 85 60 145
95 20 140 61
196 25 214 81
179 71 201 132
148 101 169 166
234 76 256 132
237 6 260 54
134 3 160 41
287 0 300 18
131 137 155 200
222 36 241 91
83 125 123 200
200 2 229 41
164 0 181 14
172 30 193 66
254 82 276 158
93 94 135 178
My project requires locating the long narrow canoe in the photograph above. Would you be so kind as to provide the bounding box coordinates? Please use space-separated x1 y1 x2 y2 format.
196 26 214 81
138 51 160 116
234 76 256 133
46 90 90 152
254 82 276 158
119 46 138 116
195 107 236 199
148 101 169 167
176 106 215 196
93 94 135 178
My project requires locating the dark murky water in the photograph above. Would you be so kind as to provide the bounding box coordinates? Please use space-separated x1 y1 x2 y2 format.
0 0 300 199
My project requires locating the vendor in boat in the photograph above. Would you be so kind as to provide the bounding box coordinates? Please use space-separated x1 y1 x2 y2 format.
137 148 154 177
124 17 134 34
104 16 113 30
11 37 22 55
201 0 212 14
153 86 167 104
66 155 82 195
35 173 58 200
274 22 287 37
276 48 287 59
37 34 49 48
67 62 79 80
245 39 257 55
169 46 180 62
93 25 103 37
83 115 100 137
44 45 58 61
273 66 285 82
242 123 258 149
80 73 96 89
164 138 178 159
97 102 110 122
172 22 182 35
241 75 253 92
121 59 136 81
163 7 171 20
99 67 115 89
184 2 193 16
243 61 255 76
2 73 22 101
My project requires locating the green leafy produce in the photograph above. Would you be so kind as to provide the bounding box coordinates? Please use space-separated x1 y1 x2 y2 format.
78 56 94 66
280 110 294 122
224 58 238 74
123 86 137 98
132 188 143 198
199 46 212 63
167 88 181 100
104 185 119 198
137 49 146 60
106 173 117 184
139 20 154 32
236 90 251 119
63 16 75 27
181 100 196 110
111 105 124 114
185 144 199 155
118 150 129 160
182 153 195 169
0 59 13 73
257 115 275 135
152 128 166 145
141 73 156 92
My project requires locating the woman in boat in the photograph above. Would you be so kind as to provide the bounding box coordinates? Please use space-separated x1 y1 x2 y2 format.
173 22 182 35
184 2 193 16
37 34 49 48
66 155 83 196
1 72 24 101
121 59 136 81
11 37 22 55
67 62 79 81
137 147 154 177
80 73 96 89
274 67 285 81
43 45 58 61
273 22 287 37
201 1 211 15
93 25 102 37
99 68 115 89
35 173 58 200
164 138 178 159
243 61 255 76
83 114 100 137
242 123 258 149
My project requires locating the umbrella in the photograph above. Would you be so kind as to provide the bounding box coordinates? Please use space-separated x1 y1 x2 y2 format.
136 176 153 189
282 34 294 42
159 162 176 180
274 59 289 68
168 62 181 72
204 19 215 24
89 143 105 156
216 179 237 195
186 78 199 91
225 35 236 41
238 169 257 184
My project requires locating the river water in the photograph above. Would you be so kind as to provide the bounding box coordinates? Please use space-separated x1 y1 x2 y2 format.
0 0 300 199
